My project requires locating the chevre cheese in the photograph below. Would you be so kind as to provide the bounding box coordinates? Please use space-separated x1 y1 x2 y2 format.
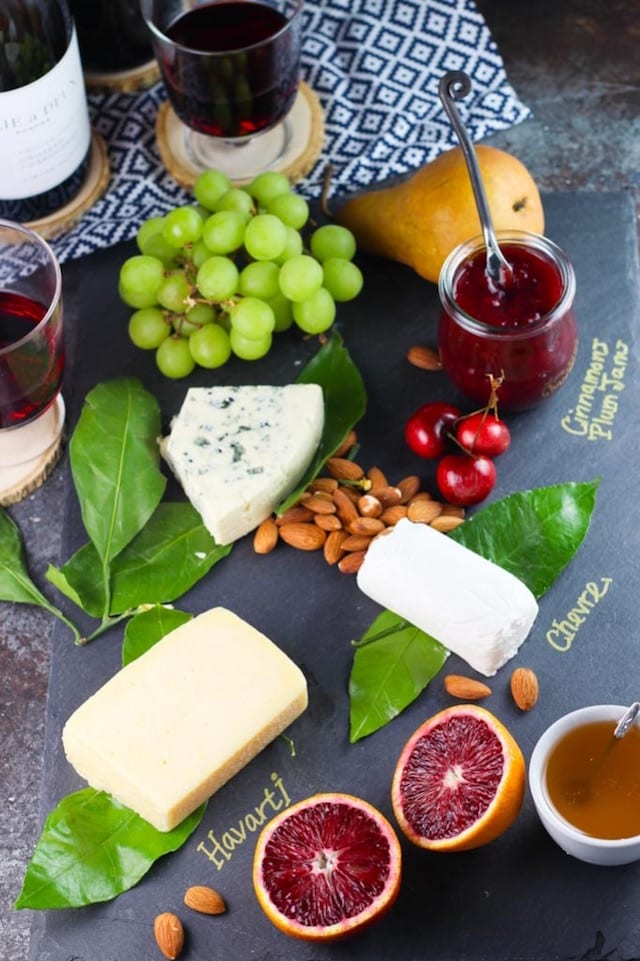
62 607 308 832
357 518 539 676
160 384 324 545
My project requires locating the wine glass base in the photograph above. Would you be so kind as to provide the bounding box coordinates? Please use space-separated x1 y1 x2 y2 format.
156 81 324 188
0 395 65 506
184 117 294 181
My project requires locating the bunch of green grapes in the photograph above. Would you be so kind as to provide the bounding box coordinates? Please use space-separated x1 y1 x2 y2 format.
119 169 363 379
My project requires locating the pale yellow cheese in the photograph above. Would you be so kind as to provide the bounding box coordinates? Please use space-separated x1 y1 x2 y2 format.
62 608 308 831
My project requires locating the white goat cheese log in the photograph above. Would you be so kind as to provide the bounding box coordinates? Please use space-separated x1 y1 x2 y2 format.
160 384 324 545
357 519 539 676
62 608 308 831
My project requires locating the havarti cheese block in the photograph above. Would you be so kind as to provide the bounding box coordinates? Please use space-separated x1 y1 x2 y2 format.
160 384 324 545
62 608 308 831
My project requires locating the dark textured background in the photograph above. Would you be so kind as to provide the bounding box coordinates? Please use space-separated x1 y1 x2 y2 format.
2 1 640 958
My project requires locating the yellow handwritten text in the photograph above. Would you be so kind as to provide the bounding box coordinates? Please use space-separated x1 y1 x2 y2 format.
561 338 628 440
546 577 613 652
197 771 291 870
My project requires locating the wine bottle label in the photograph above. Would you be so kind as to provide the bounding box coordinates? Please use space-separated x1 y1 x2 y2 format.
0 28 91 201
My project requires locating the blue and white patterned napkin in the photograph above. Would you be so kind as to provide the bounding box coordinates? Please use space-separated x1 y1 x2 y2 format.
51 0 530 264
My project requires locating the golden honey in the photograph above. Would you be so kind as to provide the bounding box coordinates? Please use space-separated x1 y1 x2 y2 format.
545 720 640 839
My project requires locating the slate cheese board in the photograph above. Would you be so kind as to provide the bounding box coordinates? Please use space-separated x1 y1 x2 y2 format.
26 191 640 961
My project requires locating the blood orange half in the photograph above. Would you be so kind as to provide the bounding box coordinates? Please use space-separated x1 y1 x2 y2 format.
392 704 525 851
253 792 402 941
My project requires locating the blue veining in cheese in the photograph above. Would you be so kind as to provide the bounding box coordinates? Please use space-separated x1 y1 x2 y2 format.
161 384 324 545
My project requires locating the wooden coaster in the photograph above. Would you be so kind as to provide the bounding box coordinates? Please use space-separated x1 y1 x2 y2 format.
24 130 111 240
156 80 325 189
0 397 65 507
84 59 160 93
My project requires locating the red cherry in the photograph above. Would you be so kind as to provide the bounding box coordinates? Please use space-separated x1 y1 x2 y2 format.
436 453 497 506
456 412 511 457
405 402 461 459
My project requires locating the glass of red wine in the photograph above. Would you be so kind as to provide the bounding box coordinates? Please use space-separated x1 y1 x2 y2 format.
141 0 304 180
0 220 65 482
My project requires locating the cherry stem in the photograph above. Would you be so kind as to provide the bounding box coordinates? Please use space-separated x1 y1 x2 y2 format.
448 371 505 456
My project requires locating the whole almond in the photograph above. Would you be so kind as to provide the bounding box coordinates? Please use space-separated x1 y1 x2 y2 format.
444 674 492 700
154 912 184 960
380 504 408 525
304 494 337 515
326 457 364 481
510 667 539 711
367 465 388 488
279 523 326 551
314 513 343 531
184 885 226 916
338 550 366 574
253 517 278 554
309 476 338 494
357 493 383 518
341 533 373 552
407 344 442 370
333 486 359 525
396 475 421 504
369 485 402 509
430 514 465 533
334 429 358 457
324 529 347 565
276 505 314 526
407 499 443 524
348 516 385 536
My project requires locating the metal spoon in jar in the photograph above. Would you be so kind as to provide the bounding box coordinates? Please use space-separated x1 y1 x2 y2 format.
438 70 512 289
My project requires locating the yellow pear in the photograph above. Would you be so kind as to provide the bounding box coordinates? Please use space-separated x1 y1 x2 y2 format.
336 145 544 283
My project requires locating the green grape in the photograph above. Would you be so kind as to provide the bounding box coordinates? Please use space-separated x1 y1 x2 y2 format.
278 254 323 302
292 287 336 334
196 255 239 300
274 226 303 265
174 303 216 336
239 260 280 300
138 231 178 265
268 291 294 332
119 255 165 308
230 296 275 338
247 170 290 206
194 169 231 210
243 213 287 261
310 223 357 262
216 187 254 217
322 257 364 301
229 327 272 360
267 192 309 230
156 336 196 378
136 217 165 251
162 206 204 247
189 323 232 368
157 270 193 313
190 239 212 269
202 211 246 253
128 307 170 349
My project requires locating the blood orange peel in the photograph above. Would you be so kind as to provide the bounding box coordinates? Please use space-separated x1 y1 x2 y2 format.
391 704 525 851
252 792 402 941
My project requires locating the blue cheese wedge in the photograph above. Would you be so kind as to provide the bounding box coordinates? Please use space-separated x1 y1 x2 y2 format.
160 384 324 545
62 608 308 832
357 518 539 676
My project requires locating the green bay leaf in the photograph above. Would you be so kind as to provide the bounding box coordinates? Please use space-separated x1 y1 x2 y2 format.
278 331 367 513
123 606 193 665
349 610 449 743
15 788 206 910
0 510 51 607
69 378 166 565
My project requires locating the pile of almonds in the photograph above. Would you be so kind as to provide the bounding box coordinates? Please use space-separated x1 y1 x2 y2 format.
253 431 464 574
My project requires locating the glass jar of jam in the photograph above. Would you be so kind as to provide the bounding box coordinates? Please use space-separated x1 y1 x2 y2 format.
438 231 578 411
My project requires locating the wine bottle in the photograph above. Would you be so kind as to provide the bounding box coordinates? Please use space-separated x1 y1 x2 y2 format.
0 0 92 223
68 0 152 75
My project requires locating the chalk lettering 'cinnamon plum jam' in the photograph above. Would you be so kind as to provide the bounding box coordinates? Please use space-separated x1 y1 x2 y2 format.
438 232 578 410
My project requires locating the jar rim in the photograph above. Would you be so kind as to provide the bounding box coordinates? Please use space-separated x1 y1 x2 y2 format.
438 230 576 341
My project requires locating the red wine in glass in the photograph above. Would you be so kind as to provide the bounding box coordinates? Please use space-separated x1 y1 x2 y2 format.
161 0 301 139
0 290 65 430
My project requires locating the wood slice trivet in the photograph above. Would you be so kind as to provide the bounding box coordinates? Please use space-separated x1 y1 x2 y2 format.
83 59 160 93
24 131 110 241
156 80 324 189
0 397 66 507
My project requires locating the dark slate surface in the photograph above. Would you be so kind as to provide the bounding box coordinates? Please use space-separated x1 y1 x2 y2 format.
24 190 640 961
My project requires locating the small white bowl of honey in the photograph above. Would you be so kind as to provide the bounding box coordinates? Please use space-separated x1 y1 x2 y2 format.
529 704 640 866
